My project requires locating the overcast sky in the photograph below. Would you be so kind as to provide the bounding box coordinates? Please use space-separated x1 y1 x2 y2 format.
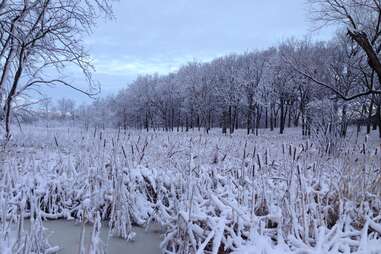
47 0 334 103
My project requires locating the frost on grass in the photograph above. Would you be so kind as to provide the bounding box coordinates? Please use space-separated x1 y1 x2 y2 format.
0 127 380 253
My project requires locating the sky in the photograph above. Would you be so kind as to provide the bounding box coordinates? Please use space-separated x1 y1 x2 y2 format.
45 0 335 103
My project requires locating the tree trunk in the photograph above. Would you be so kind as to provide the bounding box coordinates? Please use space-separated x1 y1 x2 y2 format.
228 106 233 134
377 103 381 138
171 107 175 131
280 99 285 134
294 112 300 127
273 107 278 129
206 111 211 134
222 111 227 134
247 106 252 135
255 106 262 136
367 99 374 134
270 106 274 131
301 110 306 136
234 107 239 130
341 105 348 137
265 107 268 129
185 114 189 132
177 111 180 132
287 104 292 128
4 54 24 139
197 114 200 131
145 111 149 131
348 30 381 86
190 108 194 130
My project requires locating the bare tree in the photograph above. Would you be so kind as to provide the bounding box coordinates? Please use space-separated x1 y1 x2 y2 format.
308 0 381 98
57 98 75 121
238 50 272 135
0 0 113 139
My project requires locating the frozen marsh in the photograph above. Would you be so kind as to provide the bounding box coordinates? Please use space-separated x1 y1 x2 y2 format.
0 126 380 253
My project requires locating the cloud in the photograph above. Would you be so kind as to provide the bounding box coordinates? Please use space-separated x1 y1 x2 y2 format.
93 53 217 76
49 0 335 101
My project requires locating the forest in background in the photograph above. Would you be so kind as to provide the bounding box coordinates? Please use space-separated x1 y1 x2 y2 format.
35 35 381 140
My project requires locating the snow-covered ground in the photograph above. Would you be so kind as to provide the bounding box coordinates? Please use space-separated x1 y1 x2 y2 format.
0 126 380 253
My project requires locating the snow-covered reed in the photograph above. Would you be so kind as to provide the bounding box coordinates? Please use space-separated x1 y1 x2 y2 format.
0 126 380 253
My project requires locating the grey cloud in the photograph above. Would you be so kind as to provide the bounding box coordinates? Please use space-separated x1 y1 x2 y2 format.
54 0 335 101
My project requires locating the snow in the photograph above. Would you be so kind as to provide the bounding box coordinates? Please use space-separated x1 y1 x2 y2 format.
0 126 380 253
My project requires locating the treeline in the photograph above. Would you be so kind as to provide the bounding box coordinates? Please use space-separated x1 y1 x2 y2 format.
78 34 381 137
